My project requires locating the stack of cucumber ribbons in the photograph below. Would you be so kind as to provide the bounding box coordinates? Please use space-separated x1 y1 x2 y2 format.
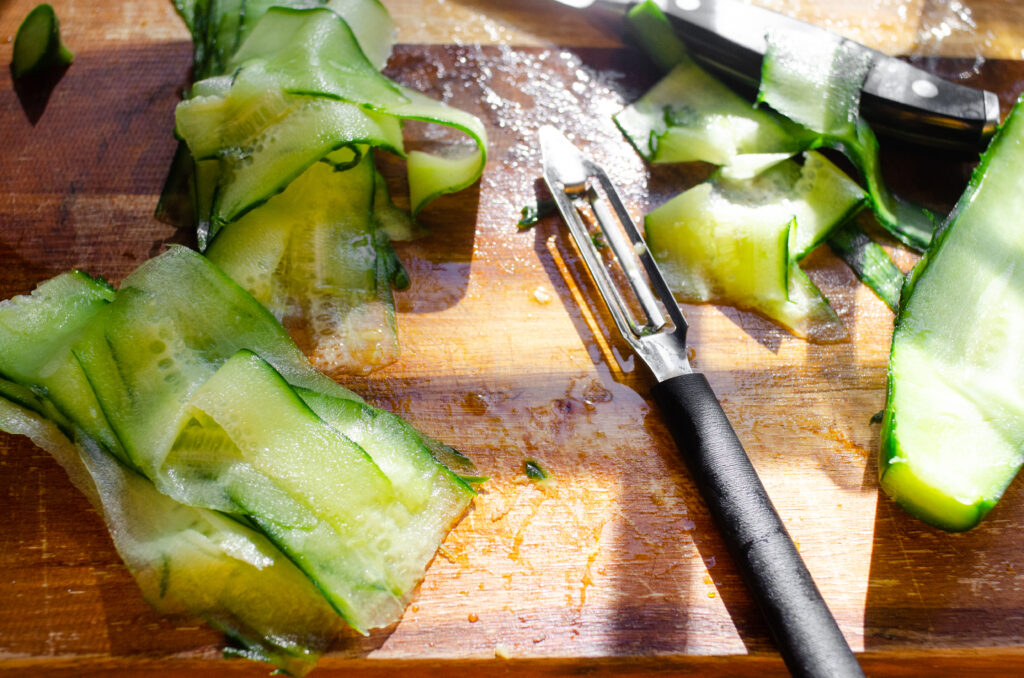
162 0 486 375
0 249 480 676
1 1 487 674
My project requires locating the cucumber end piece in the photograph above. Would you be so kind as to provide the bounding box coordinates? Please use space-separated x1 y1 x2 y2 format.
12 4 74 79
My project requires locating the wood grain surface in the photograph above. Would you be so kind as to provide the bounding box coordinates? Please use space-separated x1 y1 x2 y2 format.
3 0 1024 676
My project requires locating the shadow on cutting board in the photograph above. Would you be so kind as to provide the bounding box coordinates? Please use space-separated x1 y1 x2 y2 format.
12 61 71 125
863 462 1024 654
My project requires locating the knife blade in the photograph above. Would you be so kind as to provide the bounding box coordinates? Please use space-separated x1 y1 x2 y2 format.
553 0 1000 152
539 124 865 678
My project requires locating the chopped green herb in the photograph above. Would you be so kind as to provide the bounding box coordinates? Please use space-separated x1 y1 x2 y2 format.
524 459 551 482
518 198 557 229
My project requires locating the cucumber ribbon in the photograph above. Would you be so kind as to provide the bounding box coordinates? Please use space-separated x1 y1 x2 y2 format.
615 0 911 323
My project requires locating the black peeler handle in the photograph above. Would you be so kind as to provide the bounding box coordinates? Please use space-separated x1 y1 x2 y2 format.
652 372 864 678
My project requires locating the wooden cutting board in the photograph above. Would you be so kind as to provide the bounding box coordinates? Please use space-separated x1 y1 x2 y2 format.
3 1 1024 675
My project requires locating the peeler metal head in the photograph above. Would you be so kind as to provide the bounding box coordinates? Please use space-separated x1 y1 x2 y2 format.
539 125 691 382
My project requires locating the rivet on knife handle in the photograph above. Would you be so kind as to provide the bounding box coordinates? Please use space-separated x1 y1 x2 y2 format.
539 126 864 678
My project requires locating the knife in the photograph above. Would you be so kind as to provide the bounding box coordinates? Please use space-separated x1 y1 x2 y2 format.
553 0 999 152
539 124 865 678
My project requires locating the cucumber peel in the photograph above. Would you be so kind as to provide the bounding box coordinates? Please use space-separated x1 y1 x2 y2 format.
11 4 74 79
826 220 905 312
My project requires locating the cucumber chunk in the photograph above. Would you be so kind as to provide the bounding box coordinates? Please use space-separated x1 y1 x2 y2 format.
11 4 74 79
881 95 1024 531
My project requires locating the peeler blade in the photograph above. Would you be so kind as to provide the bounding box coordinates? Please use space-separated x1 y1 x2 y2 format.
539 125 690 382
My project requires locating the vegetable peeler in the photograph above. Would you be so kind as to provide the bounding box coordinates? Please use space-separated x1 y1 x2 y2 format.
552 0 999 152
538 125 864 678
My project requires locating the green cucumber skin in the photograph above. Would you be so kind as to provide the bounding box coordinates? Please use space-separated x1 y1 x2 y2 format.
880 95 1024 532
11 3 74 79
826 220 904 312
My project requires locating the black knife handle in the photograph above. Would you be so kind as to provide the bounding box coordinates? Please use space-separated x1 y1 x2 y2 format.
652 372 864 678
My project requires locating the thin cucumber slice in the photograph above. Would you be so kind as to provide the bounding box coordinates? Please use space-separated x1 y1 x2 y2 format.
296 386 474 511
324 0 396 71
646 182 788 300
710 151 866 260
880 95 1024 531
758 30 870 140
614 59 801 167
390 84 488 215
11 4 74 79
0 271 113 382
620 0 925 322
645 182 844 341
225 7 407 108
177 86 405 236
0 272 125 461
174 350 405 630
622 0 689 73
70 248 363 475
175 5 486 229
166 0 486 378
177 350 471 632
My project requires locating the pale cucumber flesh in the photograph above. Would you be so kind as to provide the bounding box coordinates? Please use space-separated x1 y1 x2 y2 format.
881 96 1024 531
